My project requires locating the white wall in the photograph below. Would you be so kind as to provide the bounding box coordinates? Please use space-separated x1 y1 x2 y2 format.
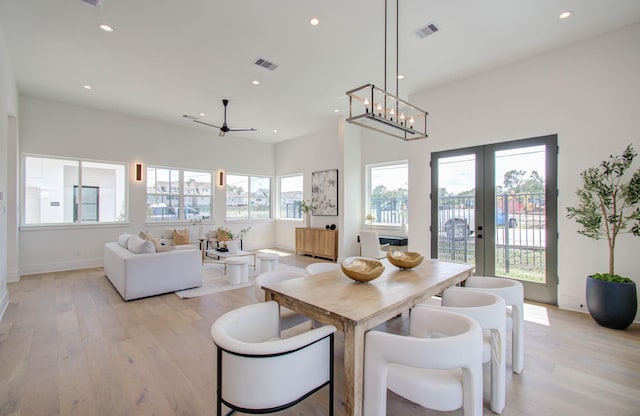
406 23 640 316
17 95 276 275
0 24 19 318
274 126 342 251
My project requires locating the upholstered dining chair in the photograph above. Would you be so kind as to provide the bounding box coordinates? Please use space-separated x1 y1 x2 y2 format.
253 270 310 331
359 231 389 259
464 275 525 374
305 262 340 274
211 301 336 416
364 307 484 416
421 288 507 414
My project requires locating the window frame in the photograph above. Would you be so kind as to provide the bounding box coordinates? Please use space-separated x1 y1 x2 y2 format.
22 154 128 227
366 160 409 227
225 173 272 221
277 173 304 220
146 165 213 223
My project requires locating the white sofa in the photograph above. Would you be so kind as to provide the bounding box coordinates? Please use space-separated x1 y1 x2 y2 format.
104 241 202 301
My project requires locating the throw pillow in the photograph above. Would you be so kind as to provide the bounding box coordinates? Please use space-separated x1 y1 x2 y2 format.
173 228 191 245
118 233 133 248
127 234 156 254
139 231 171 252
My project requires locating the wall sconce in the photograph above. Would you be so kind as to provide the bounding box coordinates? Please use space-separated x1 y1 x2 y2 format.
135 163 143 181
217 170 225 187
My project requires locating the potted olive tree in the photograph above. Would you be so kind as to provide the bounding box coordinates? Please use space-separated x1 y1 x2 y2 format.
566 144 640 329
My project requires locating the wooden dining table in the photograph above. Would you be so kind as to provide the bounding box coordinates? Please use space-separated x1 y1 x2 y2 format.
262 258 474 416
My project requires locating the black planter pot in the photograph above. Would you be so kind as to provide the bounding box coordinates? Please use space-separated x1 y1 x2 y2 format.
586 276 637 330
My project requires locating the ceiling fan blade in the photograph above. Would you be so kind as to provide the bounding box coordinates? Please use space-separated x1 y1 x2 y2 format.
228 128 257 132
193 119 222 129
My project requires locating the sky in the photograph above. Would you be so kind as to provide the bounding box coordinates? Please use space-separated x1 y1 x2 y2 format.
438 145 546 195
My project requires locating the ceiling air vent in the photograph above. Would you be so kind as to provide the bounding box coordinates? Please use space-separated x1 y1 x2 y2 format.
253 57 279 71
80 0 103 7
414 22 439 39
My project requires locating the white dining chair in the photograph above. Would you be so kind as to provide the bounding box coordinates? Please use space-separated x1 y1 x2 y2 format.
253 270 309 331
464 275 525 374
211 301 337 416
364 307 484 416
420 288 507 414
359 231 389 259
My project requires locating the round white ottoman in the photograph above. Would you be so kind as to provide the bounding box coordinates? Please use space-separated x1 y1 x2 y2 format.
257 252 279 273
225 257 250 284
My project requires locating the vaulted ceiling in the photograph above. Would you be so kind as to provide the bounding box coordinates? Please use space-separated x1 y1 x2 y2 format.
2 0 640 143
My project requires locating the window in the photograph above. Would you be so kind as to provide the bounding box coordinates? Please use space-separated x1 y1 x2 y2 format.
278 175 303 219
23 156 127 225
367 162 408 225
146 166 212 222
226 174 271 220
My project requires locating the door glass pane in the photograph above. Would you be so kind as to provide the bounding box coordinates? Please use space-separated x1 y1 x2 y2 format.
436 154 476 266
494 145 546 283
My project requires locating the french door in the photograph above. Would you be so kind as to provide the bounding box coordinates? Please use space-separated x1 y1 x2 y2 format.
431 135 558 304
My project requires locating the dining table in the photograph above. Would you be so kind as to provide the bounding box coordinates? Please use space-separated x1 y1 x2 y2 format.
262 258 474 416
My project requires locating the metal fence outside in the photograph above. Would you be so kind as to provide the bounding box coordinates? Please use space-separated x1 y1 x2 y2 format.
437 193 546 282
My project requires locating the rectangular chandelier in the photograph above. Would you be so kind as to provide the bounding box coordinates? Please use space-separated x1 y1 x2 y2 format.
346 83 428 141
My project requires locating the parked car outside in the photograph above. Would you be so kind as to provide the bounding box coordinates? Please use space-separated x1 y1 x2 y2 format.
441 206 517 239
147 204 209 221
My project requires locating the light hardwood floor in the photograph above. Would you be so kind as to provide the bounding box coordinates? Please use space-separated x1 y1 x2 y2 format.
1 250 639 416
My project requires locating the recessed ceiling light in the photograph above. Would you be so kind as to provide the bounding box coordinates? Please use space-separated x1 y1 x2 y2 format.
334 109 340 113
310 17 319 26
199 113 206 117
273 129 278 133
252 80 260 85
397 74 404 79
559 10 572 19
99 24 114 32
83 85 92 90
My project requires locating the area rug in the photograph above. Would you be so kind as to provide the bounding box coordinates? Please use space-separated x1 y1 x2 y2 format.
175 261 305 299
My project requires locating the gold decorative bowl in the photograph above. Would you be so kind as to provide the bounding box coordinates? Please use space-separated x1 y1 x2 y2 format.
341 258 385 283
387 251 424 269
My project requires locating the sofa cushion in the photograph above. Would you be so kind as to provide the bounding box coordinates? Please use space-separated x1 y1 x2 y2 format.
127 234 156 254
140 231 175 253
173 228 191 245
118 233 133 248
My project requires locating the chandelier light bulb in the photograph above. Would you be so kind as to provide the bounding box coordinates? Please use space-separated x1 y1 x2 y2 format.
376 102 382 116
409 116 414 128
364 98 370 113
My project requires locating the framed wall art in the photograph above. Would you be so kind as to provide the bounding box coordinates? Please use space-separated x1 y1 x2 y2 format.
311 169 338 216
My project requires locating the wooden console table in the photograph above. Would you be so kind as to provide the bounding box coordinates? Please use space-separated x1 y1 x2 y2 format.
295 227 338 261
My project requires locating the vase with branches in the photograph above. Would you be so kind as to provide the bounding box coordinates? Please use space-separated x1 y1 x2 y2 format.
300 199 316 227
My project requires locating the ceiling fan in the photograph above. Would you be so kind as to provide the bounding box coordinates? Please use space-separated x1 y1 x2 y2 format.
189 99 257 137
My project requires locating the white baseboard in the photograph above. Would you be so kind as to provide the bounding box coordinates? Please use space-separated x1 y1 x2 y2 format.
19 258 104 277
7 269 20 283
